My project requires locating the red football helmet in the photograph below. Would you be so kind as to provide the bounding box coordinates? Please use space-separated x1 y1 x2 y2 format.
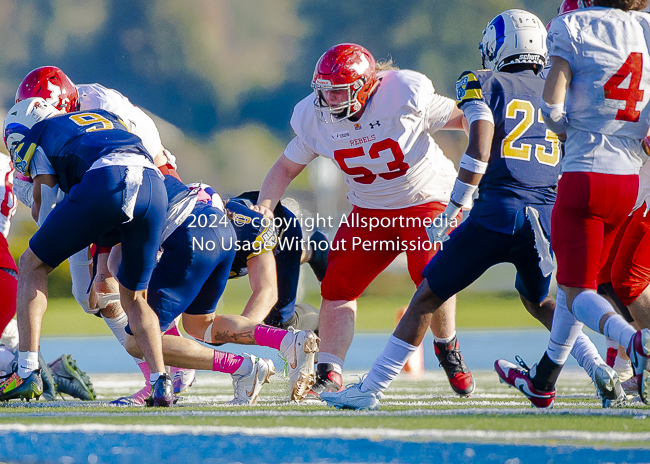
15 66 79 113
311 44 377 123
558 0 593 14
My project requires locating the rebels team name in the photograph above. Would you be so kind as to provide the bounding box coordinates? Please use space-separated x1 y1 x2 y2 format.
349 134 376 146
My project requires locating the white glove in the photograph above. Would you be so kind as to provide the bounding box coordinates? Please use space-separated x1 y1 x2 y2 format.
425 212 453 244
13 178 34 208
425 202 462 244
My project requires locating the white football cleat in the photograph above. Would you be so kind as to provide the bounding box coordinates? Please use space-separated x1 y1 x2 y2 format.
171 367 196 394
228 355 275 405
321 382 382 411
592 364 626 408
281 330 320 402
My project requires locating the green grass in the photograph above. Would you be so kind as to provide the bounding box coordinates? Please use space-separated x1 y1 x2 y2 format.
0 372 648 448
41 289 538 336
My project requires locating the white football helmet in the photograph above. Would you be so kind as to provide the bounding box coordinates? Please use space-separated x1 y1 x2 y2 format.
479 9 547 72
3 97 60 154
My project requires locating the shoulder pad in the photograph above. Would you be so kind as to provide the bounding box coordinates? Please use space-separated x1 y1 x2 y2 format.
455 71 483 107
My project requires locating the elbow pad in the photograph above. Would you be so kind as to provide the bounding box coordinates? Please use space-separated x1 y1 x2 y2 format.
540 99 567 135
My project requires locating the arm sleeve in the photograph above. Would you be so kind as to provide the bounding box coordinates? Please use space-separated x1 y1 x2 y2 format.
282 136 318 165
460 100 494 125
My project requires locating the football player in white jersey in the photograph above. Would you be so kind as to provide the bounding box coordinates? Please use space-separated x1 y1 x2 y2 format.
253 43 474 397
496 0 650 407
14 67 195 400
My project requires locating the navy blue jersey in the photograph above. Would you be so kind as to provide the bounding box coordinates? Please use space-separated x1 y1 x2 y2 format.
455 69 560 234
13 109 151 193
226 198 278 279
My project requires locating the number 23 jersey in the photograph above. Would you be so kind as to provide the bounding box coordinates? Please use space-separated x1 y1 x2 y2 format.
456 69 560 234
285 69 458 210
548 8 650 174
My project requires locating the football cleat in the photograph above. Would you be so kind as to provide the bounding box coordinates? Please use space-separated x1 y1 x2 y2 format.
109 385 151 406
49 355 96 401
146 373 174 407
171 367 196 394
621 375 639 396
0 369 43 402
307 231 329 282
228 355 275 405
305 363 343 400
321 381 383 411
434 337 475 397
494 358 555 408
281 330 320 402
626 329 650 404
593 364 626 408
39 351 56 401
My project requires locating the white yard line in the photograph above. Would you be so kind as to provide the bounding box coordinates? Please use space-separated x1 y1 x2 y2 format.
0 423 648 444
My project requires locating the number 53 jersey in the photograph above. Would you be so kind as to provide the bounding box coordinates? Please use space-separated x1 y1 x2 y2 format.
285 69 458 210
548 8 650 174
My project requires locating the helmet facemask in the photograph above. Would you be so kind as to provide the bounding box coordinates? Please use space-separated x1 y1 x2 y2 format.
312 77 368 124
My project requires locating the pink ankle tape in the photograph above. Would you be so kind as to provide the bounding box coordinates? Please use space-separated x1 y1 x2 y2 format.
164 325 182 337
254 325 287 350
212 351 244 374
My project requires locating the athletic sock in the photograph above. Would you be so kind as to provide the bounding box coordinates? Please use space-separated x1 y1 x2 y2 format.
531 352 562 392
547 288 584 365
164 324 182 337
17 351 39 379
602 317 637 352
102 311 129 347
254 325 288 350
361 335 418 393
573 290 636 349
570 332 604 379
433 331 457 345
137 361 151 386
613 355 632 373
213 351 245 375
0 347 14 374
149 372 164 385
317 353 344 372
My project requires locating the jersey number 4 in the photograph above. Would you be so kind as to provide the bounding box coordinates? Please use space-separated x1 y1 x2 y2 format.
334 138 410 184
604 52 644 123
502 99 560 167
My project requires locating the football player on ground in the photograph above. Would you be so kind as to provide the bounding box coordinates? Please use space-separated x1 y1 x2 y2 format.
495 0 650 407
0 98 172 406
252 43 474 398
321 9 623 410
14 66 196 395
110 177 319 404
226 191 327 332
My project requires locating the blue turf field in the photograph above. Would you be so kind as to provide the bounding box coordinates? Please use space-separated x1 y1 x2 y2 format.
2 425 649 464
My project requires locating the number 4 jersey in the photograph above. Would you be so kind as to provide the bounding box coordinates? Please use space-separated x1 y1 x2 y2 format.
548 7 650 174
285 69 458 210
456 69 560 234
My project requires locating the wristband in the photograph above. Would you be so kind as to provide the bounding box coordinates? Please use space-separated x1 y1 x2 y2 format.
459 153 488 174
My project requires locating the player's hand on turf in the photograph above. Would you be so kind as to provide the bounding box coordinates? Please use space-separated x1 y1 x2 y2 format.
249 204 274 218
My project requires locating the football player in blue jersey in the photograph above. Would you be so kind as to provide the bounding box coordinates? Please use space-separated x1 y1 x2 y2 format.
320 9 622 410
111 178 320 404
226 192 327 332
0 97 173 406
